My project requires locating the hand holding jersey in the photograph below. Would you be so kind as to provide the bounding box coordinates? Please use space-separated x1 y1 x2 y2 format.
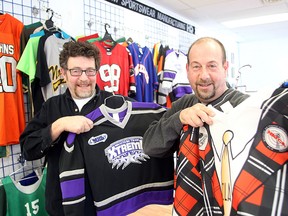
179 103 215 127
51 116 93 141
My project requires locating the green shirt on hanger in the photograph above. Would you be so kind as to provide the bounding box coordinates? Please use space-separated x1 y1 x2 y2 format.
1 168 48 216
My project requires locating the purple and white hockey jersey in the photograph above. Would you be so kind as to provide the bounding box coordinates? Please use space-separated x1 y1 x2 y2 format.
59 99 174 216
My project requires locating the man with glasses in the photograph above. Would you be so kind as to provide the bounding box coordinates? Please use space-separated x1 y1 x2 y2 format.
20 41 113 216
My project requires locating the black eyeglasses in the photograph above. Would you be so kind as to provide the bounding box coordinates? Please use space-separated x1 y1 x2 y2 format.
67 68 97 76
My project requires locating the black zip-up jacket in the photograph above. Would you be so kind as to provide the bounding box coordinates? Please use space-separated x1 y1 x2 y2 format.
20 86 113 216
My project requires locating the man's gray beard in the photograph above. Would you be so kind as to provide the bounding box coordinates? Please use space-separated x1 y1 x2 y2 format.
76 89 94 99
196 85 216 101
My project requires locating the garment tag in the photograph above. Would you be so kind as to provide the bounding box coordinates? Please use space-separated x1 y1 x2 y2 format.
112 113 120 122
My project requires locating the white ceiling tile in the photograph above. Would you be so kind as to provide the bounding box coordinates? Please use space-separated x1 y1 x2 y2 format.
147 0 288 42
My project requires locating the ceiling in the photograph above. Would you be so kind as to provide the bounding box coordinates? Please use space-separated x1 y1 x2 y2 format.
147 0 288 42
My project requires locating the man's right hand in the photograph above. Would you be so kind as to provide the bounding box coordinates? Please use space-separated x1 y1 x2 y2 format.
51 116 93 141
179 103 215 127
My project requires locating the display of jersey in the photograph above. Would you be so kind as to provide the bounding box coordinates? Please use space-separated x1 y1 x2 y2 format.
174 86 288 216
20 21 43 55
59 99 174 216
16 36 41 82
1 168 48 216
93 41 135 97
0 146 6 158
158 49 192 106
77 33 99 42
0 13 25 146
17 35 42 118
19 22 43 93
152 42 161 67
127 42 158 102
17 29 59 83
0 185 6 216
33 34 71 114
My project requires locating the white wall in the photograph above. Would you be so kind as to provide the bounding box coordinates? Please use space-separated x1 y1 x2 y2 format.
47 0 239 50
48 0 84 37
47 0 287 93
238 38 288 92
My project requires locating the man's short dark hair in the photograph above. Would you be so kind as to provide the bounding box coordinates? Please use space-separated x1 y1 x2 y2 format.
59 41 101 70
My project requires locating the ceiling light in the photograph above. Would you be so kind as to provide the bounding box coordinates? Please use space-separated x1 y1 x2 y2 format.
221 13 288 28
262 0 284 3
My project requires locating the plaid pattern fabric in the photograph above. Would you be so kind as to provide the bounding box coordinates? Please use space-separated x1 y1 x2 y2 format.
173 87 288 216
231 87 288 215
174 126 223 216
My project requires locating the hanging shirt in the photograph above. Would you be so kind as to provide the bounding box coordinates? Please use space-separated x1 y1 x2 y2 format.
17 36 41 82
0 146 6 158
1 168 48 216
33 33 71 114
20 21 43 55
93 41 135 97
158 49 192 106
77 33 99 42
0 13 25 146
0 184 7 216
59 100 174 216
127 42 158 102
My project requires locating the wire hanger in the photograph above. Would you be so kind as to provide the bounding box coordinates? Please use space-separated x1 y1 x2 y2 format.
44 8 57 32
100 23 116 48
9 160 44 182
104 23 109 33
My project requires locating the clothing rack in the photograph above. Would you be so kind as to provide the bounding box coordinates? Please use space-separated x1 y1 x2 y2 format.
0 0 48 180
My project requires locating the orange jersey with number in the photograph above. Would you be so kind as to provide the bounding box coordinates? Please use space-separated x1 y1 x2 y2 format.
0 13 25 146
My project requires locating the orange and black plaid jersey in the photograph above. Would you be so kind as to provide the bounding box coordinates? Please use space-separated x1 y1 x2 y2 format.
174 85 288 215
